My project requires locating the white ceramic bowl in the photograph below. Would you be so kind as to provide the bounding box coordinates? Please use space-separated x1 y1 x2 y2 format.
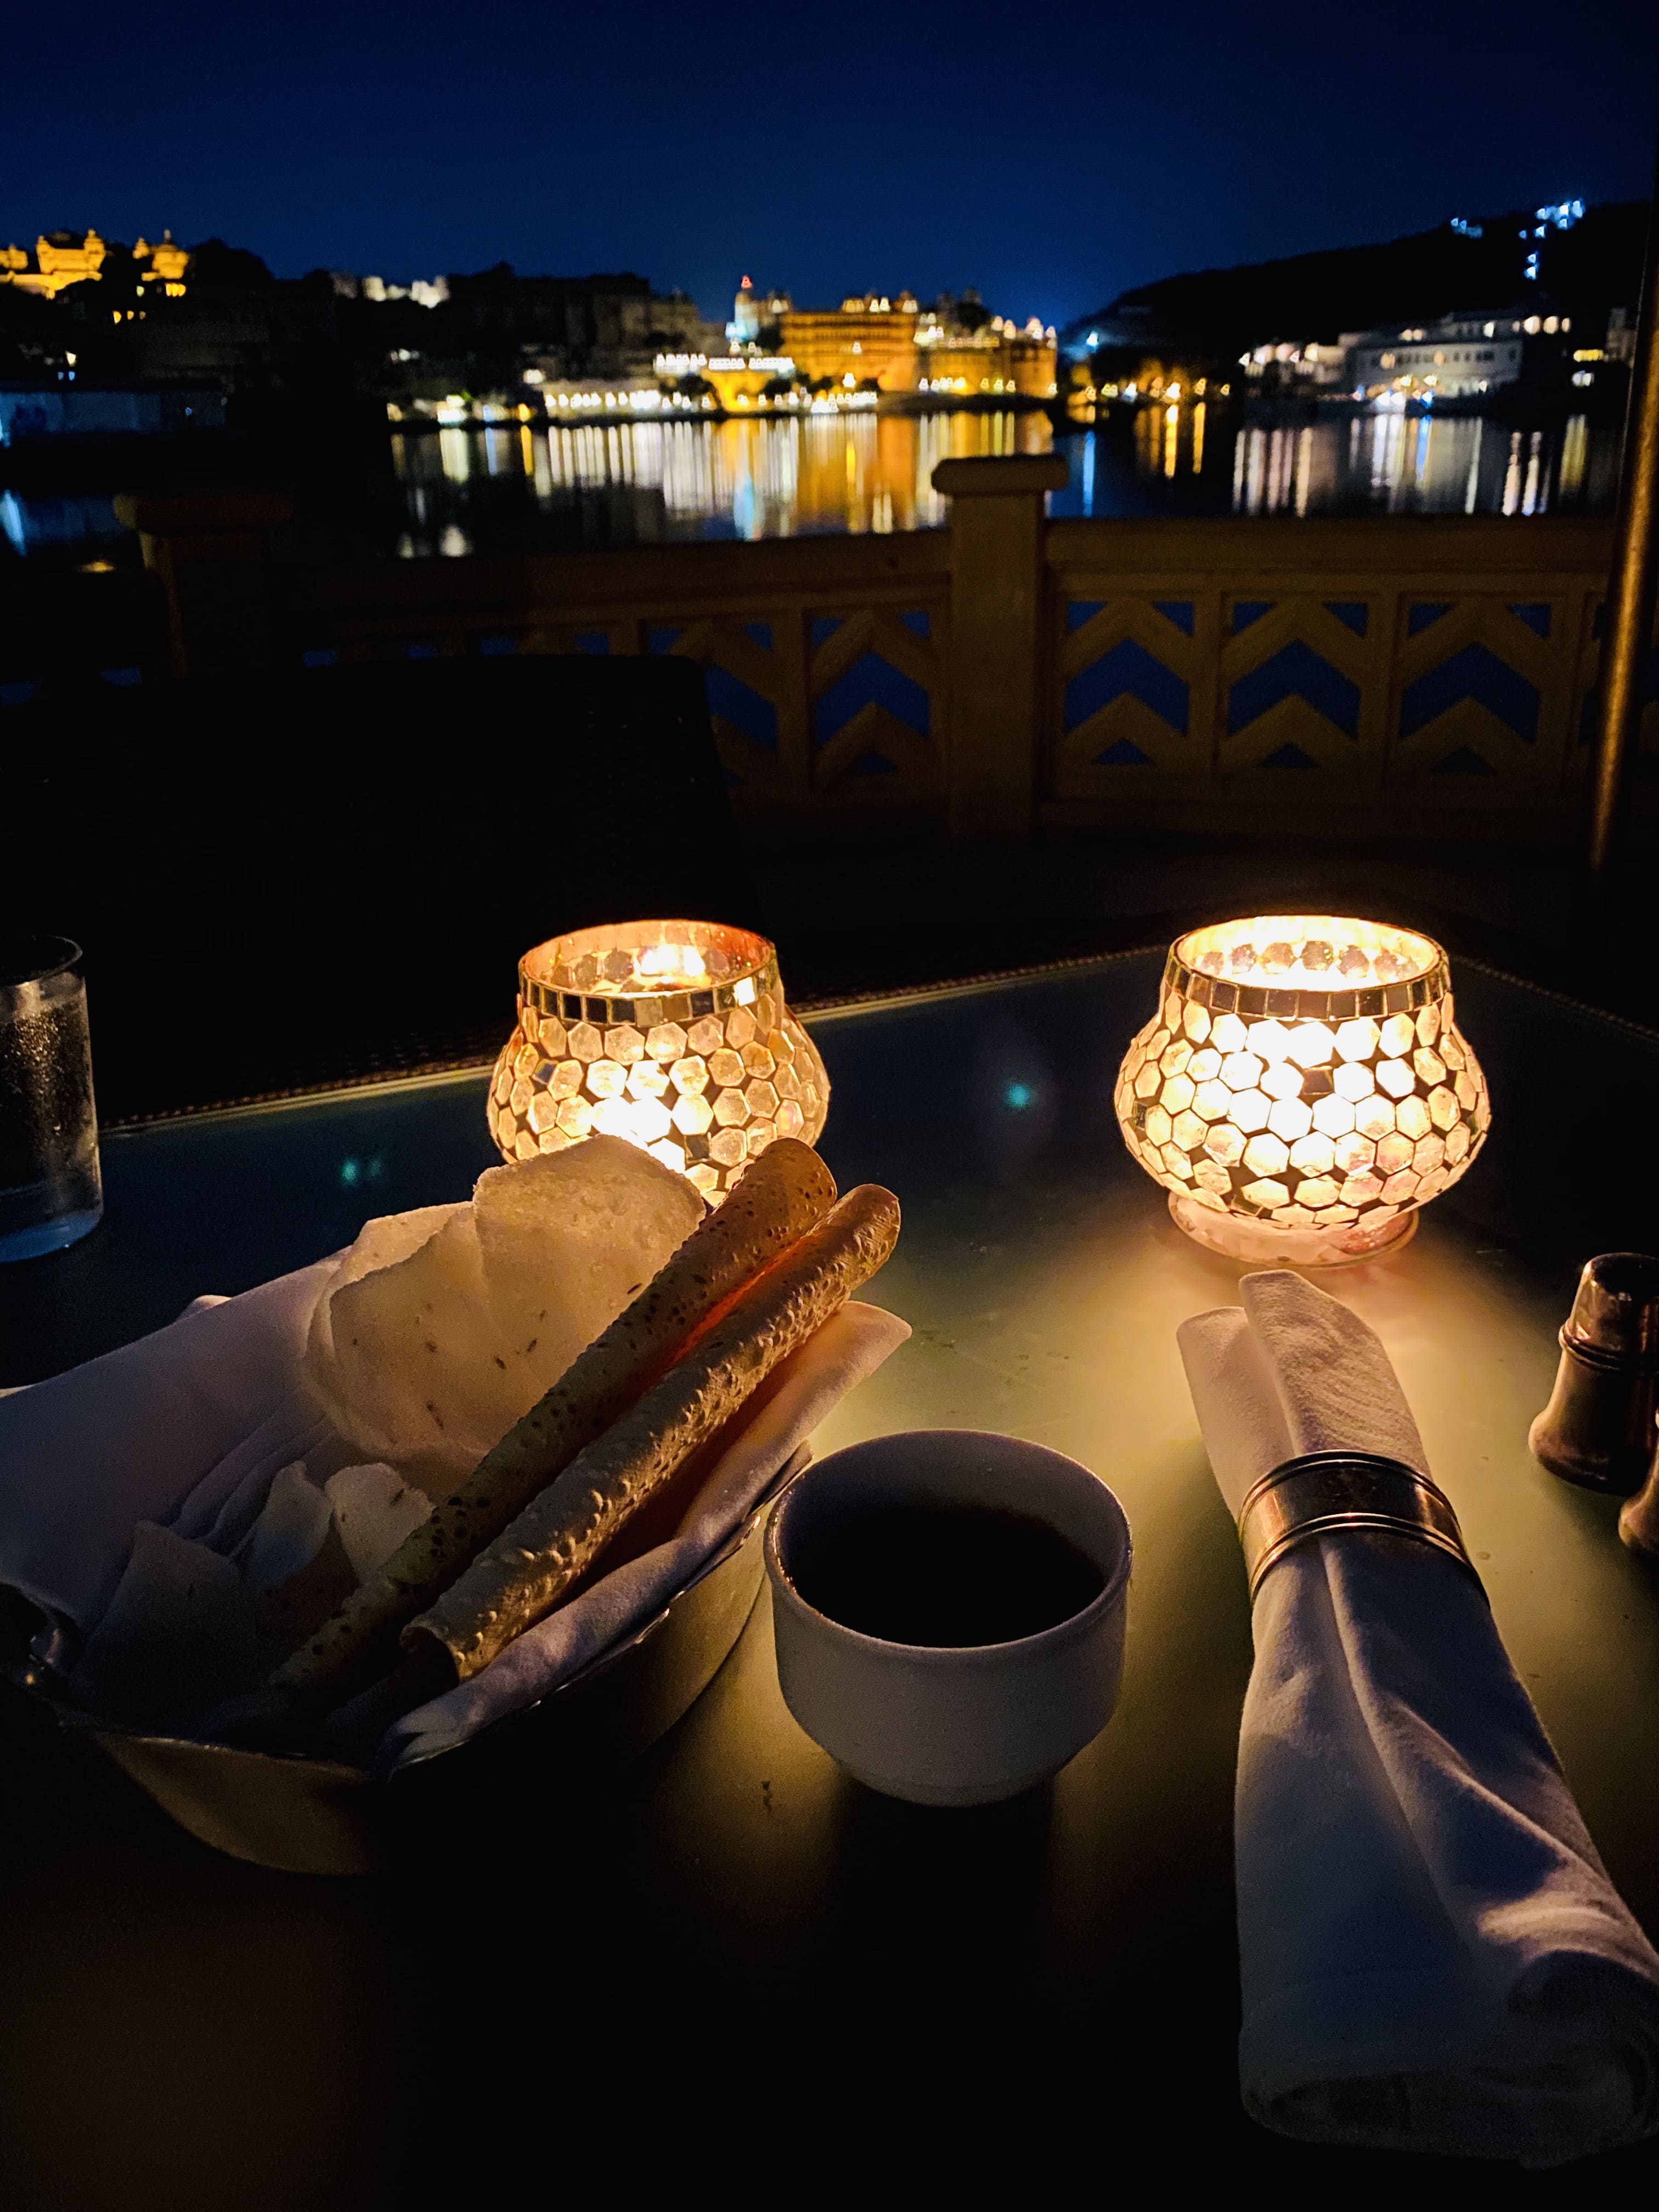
765 1430 1132 1807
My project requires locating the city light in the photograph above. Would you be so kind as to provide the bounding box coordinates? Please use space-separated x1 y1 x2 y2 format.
2 218 1617 552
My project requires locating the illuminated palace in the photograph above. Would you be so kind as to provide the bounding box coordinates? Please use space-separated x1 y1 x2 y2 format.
780 294 924 392
769 285 1058 399
0 228 190 300
914 303 1059 400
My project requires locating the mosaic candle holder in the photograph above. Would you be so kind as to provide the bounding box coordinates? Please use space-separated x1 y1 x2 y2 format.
1114 916 1489 1267
489 919 828 1203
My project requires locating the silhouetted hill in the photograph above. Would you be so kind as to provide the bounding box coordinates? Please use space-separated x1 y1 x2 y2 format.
1063 200 1649 358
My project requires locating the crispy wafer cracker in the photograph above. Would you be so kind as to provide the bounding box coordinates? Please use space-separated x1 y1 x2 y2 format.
405 1182 900 1682
274 1139 837 1701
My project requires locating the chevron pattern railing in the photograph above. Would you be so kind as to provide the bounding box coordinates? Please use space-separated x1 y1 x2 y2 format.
283 533 952 825
1044 515 1635 837
65 487 1656 846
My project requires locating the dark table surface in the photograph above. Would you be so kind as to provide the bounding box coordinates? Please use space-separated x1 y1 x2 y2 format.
4 952 1659 2211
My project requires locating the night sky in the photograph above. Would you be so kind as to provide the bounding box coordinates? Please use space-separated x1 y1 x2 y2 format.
7 1 1655 328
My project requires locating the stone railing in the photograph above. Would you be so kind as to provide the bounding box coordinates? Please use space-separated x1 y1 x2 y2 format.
18 467 1646 844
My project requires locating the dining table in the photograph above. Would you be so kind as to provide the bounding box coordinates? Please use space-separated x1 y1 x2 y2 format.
4 948 1659 2211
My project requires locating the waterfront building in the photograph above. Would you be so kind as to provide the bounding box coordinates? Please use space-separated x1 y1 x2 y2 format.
779 296 921 392
1239 339 1351 393
695 357 797 409
534 376 698 420
1347 307 1568 402
917 311 1057 398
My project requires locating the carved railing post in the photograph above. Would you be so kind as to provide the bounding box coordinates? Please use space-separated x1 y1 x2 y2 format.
113 492 293 680
1586 155 1659 871
933 453 1068 837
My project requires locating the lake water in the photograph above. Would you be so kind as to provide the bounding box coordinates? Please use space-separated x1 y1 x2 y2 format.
386 403 1623 556
0 403 1622 563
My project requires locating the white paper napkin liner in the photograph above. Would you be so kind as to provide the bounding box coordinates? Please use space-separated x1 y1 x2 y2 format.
0 1259 336 1627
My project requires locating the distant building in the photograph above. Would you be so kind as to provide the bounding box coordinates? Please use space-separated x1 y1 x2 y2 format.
1347 307 1570 402
133 234 190 296
653 289 727 359
1239 339 1350 393
778 295 920 392
0 229 191 300
727 276 791 348
769 291 1057 399
697 356 798 409
359 273 449 307
3 229 109 297
531 376 685 422
917 309 1057 398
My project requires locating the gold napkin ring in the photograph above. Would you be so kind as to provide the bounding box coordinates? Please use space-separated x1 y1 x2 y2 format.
1236 1450 1483 1604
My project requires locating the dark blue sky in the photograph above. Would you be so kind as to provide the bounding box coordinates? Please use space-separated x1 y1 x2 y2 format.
5 2 1655 328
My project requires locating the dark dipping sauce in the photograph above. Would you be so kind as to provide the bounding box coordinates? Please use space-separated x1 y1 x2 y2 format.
792 1502 1105 1647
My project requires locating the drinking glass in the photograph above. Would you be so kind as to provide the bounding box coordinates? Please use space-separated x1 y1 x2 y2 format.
0 935 103 1262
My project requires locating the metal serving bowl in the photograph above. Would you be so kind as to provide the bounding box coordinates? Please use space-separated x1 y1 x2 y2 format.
8 1462 795 1878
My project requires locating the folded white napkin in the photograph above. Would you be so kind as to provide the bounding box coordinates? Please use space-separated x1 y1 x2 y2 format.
1179 1269 1659 2167
0 1261 907 1764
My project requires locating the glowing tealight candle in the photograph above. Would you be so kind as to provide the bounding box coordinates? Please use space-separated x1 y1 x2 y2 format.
1114 916 1489 1266
489 919 828 1203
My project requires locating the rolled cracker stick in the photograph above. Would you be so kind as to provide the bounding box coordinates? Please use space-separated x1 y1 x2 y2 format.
274 1138 838 1701
405 1183 901 1683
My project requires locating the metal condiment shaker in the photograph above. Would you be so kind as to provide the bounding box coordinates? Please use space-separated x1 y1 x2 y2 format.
1528 1252 1659 1494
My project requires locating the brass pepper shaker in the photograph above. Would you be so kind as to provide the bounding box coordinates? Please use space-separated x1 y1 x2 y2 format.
1620 1462 1659 1557
1528 1253 1659 1494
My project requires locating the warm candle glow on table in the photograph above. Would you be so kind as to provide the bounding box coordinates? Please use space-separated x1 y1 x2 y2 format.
489 919 828 1201
1115 916 1489 1266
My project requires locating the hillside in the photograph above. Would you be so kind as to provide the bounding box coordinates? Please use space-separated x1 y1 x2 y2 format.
1062 199 1649 357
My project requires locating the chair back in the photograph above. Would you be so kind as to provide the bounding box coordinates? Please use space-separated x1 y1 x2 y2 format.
0 656 759 1118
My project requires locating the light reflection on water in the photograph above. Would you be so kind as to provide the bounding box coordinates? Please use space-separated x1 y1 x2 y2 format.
391 403 1620 556
1 403 1617 563
1220 411 1615 519
392 408 1053 556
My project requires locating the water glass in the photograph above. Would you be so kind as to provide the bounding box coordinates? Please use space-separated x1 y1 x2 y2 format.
0 935 103 1262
